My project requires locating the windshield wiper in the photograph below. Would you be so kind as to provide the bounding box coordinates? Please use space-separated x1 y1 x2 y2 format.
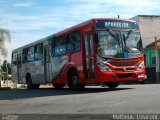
106 29 120 45
123 30 133 47
106 29 118 40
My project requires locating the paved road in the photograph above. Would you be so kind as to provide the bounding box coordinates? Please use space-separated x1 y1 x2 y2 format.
0 84 160 114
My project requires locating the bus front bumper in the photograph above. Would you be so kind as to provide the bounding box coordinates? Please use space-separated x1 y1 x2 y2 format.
96 69 146 83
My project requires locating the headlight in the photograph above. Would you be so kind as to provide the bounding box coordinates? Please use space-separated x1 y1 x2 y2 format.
137 61 145 71
98 62 112 72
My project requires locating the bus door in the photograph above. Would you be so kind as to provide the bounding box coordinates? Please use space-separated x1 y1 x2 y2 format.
17 54 22 83
84 33 95 80
44 45 52 82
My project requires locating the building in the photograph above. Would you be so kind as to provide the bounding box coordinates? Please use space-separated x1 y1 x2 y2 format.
131 15 160 83
144 41 156 83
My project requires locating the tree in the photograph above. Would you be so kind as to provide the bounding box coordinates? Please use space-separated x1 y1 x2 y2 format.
0 28 11 58
1 60 11 74
0 60 11 80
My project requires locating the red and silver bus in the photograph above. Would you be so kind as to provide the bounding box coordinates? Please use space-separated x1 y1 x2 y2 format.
11 18 146 90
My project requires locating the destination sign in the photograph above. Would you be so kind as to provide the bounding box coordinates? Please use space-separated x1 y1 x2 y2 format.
96 20 139 29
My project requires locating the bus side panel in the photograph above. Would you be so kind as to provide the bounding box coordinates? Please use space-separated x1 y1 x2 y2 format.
52 28 86 85
32 60 45 84
11 65 18 83
21 61 45 84
52 51 85 85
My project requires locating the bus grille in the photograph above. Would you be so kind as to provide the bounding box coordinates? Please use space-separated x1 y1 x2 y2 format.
113 68 135 72
116 73 133 78
109 61 138 67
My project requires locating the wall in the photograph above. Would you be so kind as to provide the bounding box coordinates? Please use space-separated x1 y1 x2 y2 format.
131 15 160 48
144 48 156 67
144 48 156 83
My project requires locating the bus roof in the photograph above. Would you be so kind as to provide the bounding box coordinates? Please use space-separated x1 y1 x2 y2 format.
12 18 136 52
55 18 136 36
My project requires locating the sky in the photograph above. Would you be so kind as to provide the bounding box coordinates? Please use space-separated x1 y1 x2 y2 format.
0 0 160 62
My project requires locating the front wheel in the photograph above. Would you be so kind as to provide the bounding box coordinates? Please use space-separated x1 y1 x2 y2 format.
106 82 120 89
68 70 85 90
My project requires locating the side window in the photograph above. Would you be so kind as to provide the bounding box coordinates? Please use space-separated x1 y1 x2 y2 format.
23 49 28 63
23 46 34 63
27 47 34 62
12 52 17 66
74 31 80 52
35 43 43 60
54 36 67 56
67 31 80 53
67 35 74 53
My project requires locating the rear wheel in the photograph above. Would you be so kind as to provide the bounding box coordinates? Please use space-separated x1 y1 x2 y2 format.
106 82 119 89
32 84 40 89
54 84 65 89
68 70 84 90
26 75 39 89
26 75 32 89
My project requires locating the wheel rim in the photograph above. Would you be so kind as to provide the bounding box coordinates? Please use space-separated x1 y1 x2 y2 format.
72 76 78 85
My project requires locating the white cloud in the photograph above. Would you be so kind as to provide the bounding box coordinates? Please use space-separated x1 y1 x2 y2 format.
66 0 160 17
13 2 36 7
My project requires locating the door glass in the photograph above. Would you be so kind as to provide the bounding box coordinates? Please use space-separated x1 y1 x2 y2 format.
89 34 95 79
90 35 94 56
84 34 95 79
84 35 89 56
44 46 52 82
17 54 22 68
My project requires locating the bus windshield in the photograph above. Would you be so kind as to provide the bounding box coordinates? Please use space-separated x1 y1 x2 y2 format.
97 30 143 59
123 31 142 58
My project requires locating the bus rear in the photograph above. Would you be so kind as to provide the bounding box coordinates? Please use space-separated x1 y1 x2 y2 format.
95 19 146 88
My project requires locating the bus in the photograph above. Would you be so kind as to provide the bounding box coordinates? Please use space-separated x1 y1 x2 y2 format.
11 18 146 90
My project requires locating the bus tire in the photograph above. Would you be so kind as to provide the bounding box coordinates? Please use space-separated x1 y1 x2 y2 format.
26 74 39 89
32 84 40 89
68 70 84 90
106 82 119 89
26 75 32 89
54 84 65 89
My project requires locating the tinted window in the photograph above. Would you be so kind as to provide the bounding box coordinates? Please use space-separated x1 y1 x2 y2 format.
12 52 17 65
28 47 34 62
35 43 43 60
54 36 67 56
23 46 34 63
67 35 74 53
67 31 80 53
